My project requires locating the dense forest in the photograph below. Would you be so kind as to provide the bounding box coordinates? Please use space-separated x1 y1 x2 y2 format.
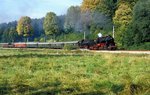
0 0 150 50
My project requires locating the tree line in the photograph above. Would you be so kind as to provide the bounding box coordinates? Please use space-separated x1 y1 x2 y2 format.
0 0 149 49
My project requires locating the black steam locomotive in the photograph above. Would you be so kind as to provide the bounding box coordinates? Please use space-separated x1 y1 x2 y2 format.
78 35 116 50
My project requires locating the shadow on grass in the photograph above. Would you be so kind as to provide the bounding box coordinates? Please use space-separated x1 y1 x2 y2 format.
13 84 37 93
31 83 83 95
32 89 105 95
32 90 106 95
0 53 88 59
111 84 124 94
1 83 143 95
0 85 12 94
0 84 36 94
76 91 106 95
31 88 61 95
111 83 145 95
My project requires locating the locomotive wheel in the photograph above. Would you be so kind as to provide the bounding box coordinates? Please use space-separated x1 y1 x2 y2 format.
103 45 108 50
89 46 94 50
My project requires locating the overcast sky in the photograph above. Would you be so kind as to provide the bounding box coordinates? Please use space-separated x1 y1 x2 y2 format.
0 0 82 23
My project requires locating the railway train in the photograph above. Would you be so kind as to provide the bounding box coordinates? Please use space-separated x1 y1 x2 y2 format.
0 35 116 50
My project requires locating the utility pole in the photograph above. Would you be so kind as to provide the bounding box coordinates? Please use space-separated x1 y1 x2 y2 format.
84 31 86 40
113 25 115 38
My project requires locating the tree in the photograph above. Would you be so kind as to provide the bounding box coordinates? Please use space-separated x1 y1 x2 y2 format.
113 1 132 46
2 28 10 42
17 16 33 42
97 0 117 17
0 23 6 42
64 6 81 33
81 0 117 18
31 18 44 39
123 0 150 46
43 12 59 41
58 15 65 33
133 0 150 43
81 0 101 12
9 27 18 42
118 0 139 8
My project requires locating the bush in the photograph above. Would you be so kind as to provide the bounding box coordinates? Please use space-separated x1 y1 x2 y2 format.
126 42 150 50
34 38 40 42
39 38 45 42
63 44 78 50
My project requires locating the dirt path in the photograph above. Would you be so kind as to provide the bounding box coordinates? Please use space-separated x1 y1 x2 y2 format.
91 50 150 55
1 48 150 55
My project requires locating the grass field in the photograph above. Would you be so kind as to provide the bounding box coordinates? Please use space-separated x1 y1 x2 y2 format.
0 49 150 95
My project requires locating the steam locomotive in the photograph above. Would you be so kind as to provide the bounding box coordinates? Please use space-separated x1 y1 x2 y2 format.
0 35 116 50
78 35 116 50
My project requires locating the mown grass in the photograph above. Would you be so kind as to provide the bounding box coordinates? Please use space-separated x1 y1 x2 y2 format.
0 49 150 95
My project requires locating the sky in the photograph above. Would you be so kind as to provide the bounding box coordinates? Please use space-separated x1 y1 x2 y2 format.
0 0 82 23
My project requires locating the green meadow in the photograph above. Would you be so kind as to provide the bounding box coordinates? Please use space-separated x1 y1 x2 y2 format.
0 49 149 95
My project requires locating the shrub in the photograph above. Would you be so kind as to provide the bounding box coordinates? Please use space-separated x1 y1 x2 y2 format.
63 44 78 50
126 42 150 50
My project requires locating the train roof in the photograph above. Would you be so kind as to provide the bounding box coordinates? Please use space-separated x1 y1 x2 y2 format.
0 41 78 45
13 41 78 44
49 41 78 44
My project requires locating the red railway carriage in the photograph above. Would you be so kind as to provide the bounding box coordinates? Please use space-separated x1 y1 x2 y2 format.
14 43 27 48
